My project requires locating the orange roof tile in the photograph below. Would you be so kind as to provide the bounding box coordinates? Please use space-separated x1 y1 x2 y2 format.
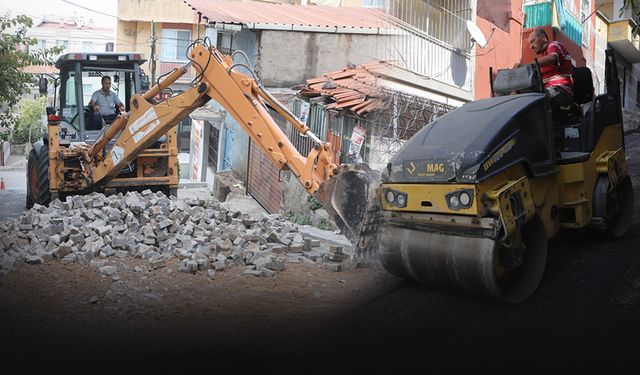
22 65 58 75
299 63 390 116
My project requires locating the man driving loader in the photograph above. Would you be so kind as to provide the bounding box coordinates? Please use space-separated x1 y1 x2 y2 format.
88 75 125 130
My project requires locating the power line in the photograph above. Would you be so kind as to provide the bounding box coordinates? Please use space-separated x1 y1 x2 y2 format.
61 0 117 18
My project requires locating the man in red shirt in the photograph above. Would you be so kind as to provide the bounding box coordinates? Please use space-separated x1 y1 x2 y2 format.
527 28 574 112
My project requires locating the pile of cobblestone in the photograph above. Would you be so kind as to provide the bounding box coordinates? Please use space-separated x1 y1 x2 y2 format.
0 190 351 280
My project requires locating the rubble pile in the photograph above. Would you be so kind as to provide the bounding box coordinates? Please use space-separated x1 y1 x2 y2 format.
0 190 352 280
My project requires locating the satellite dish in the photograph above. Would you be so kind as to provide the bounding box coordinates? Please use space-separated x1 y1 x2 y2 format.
466 20 488 48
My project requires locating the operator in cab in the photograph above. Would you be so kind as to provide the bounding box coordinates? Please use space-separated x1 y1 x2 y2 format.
515 27 574 115
88 75 125 130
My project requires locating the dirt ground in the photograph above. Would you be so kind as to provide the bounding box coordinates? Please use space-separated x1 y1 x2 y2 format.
0 248 398 368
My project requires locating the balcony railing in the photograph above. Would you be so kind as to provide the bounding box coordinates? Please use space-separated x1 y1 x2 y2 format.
217 47 235 56
158 60 196 82
524 0 582 46
375 17 472 97
524 1 553 29
608 18 640 63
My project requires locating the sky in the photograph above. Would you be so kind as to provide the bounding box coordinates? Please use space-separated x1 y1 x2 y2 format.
0 0 117 28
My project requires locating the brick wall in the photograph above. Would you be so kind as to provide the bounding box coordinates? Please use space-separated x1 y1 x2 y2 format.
247 140 284 214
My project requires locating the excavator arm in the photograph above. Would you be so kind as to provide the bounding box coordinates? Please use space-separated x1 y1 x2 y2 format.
85 43 338 194
76 41 379 249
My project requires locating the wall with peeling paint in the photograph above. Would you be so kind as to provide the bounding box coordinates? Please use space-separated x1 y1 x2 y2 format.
474 0 524 99
256 30 389 87
118 0 194 23
233 29 259 70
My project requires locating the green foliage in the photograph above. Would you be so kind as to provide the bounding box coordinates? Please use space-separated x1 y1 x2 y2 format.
284 211 337 231
11 97 46 144
284 194 337 230
623 1 640 35
0 112 16 142
308 195 322 210
0 13 62 133
315 218 337 231
285 211 312 226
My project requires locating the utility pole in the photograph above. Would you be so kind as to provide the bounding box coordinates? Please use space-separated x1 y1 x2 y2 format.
151 20 157 85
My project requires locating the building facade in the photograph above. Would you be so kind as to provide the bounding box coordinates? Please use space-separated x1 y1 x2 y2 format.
522 0 640 131
26 16 115 56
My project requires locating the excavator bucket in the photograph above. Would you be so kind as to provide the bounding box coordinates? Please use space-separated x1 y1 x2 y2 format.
315 164 381 262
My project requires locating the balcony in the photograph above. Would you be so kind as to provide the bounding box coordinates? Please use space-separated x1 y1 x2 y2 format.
524 0 582 46
524 1 553 29
158 61 195 82
608 18 640 63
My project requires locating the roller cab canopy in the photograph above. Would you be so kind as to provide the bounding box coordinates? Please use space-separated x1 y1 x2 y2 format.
55 52 147 69
384 93 556 184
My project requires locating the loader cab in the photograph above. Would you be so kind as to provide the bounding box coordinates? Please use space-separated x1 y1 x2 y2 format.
51 52 147 143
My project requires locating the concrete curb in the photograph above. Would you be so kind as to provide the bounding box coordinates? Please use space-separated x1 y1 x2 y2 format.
178 182 208 189
0 166 25 171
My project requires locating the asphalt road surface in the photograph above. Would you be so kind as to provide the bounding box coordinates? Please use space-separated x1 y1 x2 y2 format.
331 130 640 370
0 168 27 222
1 133 639 371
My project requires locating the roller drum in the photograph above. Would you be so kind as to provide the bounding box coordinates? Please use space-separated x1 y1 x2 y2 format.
379 216 548 303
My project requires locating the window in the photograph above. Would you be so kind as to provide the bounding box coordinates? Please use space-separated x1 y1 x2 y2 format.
177 117 192 153
207 125 219 172
389 0 472 50
105 42 114 52
56 40 69 52
37 39 47 51
427 0 472 49
565 0 578 16
362 0 386 8
61 71 79 126
216 32 234 55
581 0 591 48
83 41 92 51
161 29 191 61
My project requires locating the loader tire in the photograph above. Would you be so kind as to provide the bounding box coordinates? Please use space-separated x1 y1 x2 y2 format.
26 142 51 208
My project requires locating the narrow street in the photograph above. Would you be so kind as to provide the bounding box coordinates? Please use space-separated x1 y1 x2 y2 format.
2 0 640 371
0 132 638 371
330 129 640 370
0 156 27 222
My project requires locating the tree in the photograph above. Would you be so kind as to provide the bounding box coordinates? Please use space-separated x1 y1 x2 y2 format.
622 1 640 34
11 97 46 144
0 13 61 138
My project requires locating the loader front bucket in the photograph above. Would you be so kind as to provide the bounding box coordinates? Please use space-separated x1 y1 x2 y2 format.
315 164 381 255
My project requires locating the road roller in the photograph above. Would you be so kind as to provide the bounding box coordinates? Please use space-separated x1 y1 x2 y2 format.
375 49 634 303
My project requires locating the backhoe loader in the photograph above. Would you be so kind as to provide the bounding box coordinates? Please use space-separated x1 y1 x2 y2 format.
27 51 177 206
27 40 378 253
28 40 633 304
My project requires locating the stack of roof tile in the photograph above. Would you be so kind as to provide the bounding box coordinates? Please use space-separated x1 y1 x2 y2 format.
300 63 389 116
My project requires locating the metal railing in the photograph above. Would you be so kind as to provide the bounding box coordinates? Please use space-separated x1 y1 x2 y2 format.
374 0 473 92
523 0 583 46
388 0 472 50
